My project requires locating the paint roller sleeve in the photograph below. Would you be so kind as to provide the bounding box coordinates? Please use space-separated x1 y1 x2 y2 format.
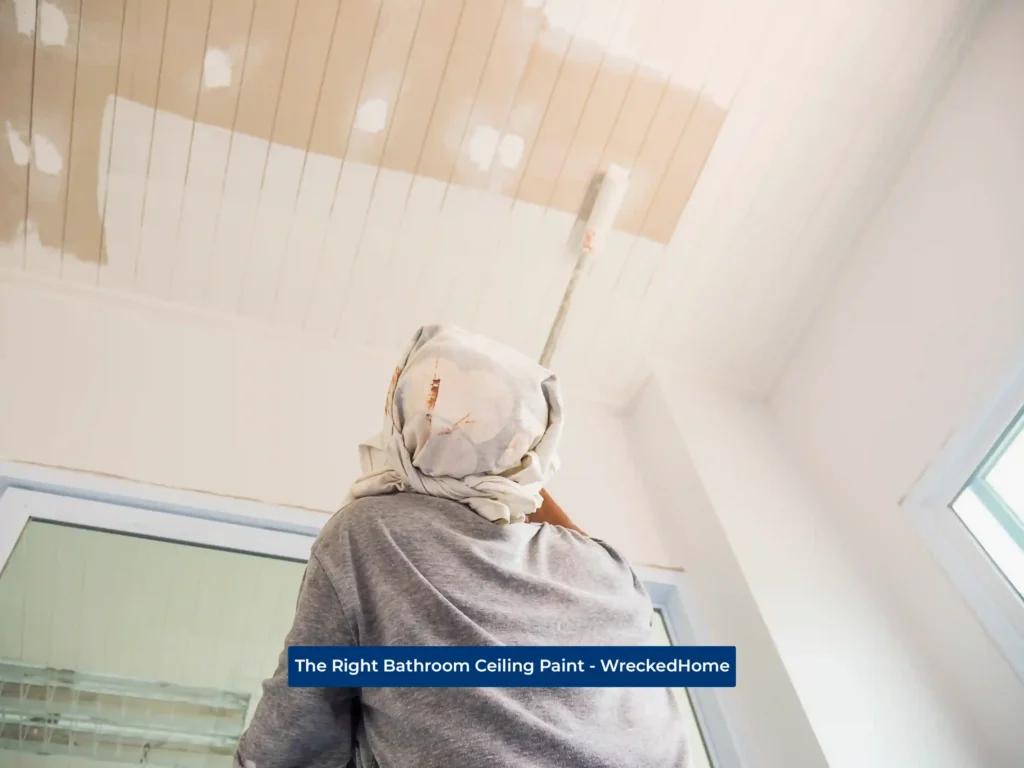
581 165 631 254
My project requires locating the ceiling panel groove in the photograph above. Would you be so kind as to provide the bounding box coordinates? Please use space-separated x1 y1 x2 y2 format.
202 0 301 312
124 0 171 288
482 0 635 353
148 0 217 299
296 0 384 331
24 0 83 278
333 0 469 345
330 0 432 340
240 0 345 320
475 0 680 350
169 0 257 307
353 0 516 350
411 0 592 349
263 0 347 318
224 0 302 313
55 0 86 279
63 0 129 288
366 0 506 345
0 0 36 272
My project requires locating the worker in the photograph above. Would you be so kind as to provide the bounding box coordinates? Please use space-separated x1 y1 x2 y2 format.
234 325 688 767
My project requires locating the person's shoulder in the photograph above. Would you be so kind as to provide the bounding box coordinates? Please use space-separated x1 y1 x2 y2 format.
317 493 468 543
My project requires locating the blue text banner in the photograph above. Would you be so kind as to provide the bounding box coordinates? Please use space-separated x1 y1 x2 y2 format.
288 646 736 688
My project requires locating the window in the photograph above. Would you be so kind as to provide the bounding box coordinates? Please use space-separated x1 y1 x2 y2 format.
0 472 319 768
0 516 308 767
651 609 715 768
637 566 750 768
904 366 1024 683
951 404 1024 598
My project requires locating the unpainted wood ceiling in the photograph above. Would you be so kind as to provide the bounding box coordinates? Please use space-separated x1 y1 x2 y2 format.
0 0 985 402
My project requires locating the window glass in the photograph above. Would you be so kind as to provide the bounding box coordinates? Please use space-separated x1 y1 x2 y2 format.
951 405 1024 600
985 420 1024 518
0 520 305 767
652 609 714 768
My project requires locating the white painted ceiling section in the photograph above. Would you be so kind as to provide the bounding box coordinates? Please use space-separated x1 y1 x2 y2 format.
0 0 987 405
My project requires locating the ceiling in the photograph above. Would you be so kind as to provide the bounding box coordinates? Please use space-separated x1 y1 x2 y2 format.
0 0 985 404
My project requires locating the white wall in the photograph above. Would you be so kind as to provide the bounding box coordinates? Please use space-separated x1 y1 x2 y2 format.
628 379 828 768
772 0 1024 763
636 373 985 768
0 269 675 568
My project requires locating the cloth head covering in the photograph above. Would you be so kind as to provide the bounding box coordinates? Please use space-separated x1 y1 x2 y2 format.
342 325 564 524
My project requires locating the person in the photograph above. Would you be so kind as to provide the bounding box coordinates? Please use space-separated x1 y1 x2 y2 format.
234 325 688 768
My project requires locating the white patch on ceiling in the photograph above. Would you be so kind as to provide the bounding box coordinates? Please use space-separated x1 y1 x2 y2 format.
5 121 31 166
14 0 36 36
38 1 68 46
4 122 61 174
31 133 62 174
202 47 232 89
497 134 524 169
355 99 387 134
468 125 500 171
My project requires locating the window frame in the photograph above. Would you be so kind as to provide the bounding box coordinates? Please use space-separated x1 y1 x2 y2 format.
960 405 1024 557
902 359 1024 683
634 565 755 768
0 462 753 767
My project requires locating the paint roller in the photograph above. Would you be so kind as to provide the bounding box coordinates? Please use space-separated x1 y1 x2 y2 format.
539 165 631 367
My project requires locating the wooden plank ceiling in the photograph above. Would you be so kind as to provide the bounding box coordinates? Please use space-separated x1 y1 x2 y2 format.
0 0 984 403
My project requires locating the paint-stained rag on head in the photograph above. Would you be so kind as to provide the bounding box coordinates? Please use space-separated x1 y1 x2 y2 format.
343 325 564 524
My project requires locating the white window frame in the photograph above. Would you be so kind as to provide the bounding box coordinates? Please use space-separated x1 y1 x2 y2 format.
902 359 1024 683
0 462 754 766
0 463 323 570
634 565 758 768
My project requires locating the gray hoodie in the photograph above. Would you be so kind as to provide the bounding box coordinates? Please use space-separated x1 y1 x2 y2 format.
235 493 688 768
